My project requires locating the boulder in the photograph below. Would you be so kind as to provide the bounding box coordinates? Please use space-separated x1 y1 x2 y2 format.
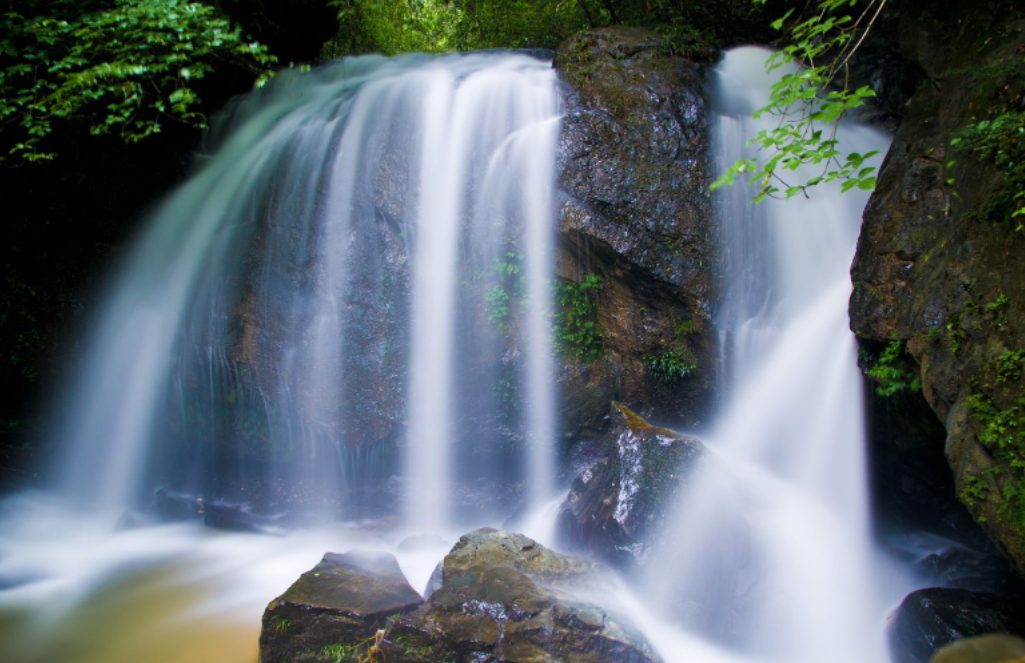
889 588 1025 663
384 529 659 663
554 27 719 437
931 634 1025 663
259 550 423 663
558 403 701 568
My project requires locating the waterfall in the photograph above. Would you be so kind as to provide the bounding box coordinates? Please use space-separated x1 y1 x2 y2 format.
49 53 562 525
630 47 903 663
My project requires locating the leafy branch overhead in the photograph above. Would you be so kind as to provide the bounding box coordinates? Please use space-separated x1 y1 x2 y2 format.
712 0 887 202
0 0 275 163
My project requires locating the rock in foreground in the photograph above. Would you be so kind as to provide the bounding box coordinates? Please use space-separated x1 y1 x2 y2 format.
259 550 423 663
260 529 659 663
386 529 659 663
889 587 1025 663
931 634 1025 663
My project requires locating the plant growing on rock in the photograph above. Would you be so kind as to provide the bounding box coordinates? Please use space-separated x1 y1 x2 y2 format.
867 337 921 397
643 349 697 384
552 274 603 362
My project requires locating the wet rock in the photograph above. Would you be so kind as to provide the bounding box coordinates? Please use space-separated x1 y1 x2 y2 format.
558 403 700 568
931 634 1025 663
848 0 1025 572
888 588 1025 663
203 500 288 536
554 27 719 437
423 561 443 600
259 550 423 663
384 528 659 663
153 488 204 521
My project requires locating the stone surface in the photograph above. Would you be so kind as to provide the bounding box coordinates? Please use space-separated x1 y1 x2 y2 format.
384 528 659 663
849 0 1025 572
554 27 719 438
931 634 1025 663
259 550 423 663
558 403 701 568
889 588 1025 663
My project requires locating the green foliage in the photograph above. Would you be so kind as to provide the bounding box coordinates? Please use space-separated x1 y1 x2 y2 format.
452 0 598 51
867 338 921 398
0 0 274 163
270 615 291 634
643 350 696 384
485 284 510 326
712 0 886 201
327 0 463 55
553 274 603 362
966 351 1025 524
949 55 1025 231
483 251 523 330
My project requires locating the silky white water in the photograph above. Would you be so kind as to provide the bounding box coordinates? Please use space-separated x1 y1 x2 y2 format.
0 46 925 663
630 47 910 663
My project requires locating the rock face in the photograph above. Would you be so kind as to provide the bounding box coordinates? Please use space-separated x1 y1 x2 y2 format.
849 1 1025 572
554 27 718 437
259 550 423 663
888 588 1025 663
558 403 700 568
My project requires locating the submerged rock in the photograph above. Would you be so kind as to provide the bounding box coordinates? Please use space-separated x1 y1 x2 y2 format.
558 403 701 568
889 587 1025 663
385 529 659 663
259 550 423 663
203 500 289 536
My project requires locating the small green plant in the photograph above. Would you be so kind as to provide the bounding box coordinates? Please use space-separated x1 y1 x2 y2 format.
997 350 1025 384
320 642 359 663
552 274 603 362
482 251 523 331
962 473 991 508
271 615 291 635
866 338 921 397
643 350 697 384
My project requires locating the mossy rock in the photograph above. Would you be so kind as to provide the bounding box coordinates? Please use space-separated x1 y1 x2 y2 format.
259 550 423 663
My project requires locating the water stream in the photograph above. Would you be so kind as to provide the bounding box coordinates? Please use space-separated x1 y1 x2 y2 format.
0 47 927 663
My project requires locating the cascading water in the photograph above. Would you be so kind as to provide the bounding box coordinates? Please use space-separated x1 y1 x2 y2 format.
624 47 910 663
48 53 560 524
0 44 933 663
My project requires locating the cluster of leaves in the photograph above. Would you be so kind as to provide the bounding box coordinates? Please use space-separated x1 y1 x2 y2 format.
483 251 523 330
867 337 921 397
553 274 603 362
643 350 696 384
0 0 275 163
965 350 1025 524
713 0 886 201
